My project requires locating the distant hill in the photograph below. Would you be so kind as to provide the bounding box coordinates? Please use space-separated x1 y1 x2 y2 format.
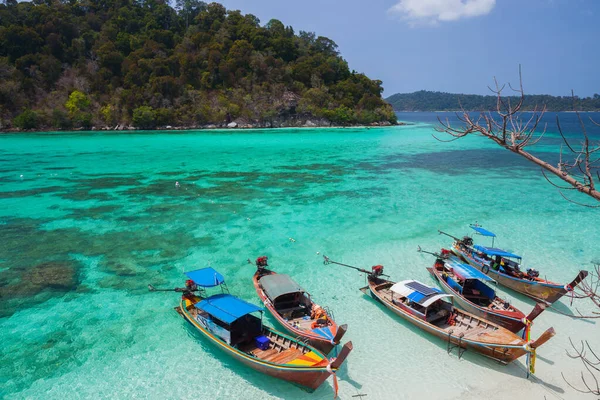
385 90 600 112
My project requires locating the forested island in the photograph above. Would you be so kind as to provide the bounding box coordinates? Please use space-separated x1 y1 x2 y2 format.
386 90 600 112
0 1 396 131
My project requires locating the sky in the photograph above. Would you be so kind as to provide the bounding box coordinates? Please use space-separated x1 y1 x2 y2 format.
217 0 600 97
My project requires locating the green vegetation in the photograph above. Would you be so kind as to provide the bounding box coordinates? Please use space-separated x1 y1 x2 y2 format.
13 109 38 129
0 0 396 130
386 90 600 112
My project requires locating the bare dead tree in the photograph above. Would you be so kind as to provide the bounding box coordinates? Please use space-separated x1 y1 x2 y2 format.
562 338 600 396
435 66 600 206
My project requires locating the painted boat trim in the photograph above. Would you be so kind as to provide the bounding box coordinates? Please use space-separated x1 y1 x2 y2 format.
179 299 333 373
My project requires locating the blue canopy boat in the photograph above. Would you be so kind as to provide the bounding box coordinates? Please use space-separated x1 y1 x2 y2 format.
323 256 555 371
427 252 545 333
441 224 589 304
175 267 352 393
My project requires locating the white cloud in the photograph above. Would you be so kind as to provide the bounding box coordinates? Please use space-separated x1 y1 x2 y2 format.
388 0 496 24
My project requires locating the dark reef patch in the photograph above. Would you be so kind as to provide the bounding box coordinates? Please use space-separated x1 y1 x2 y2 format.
357 148 560 176
0 185 64 199
63 175 144 190
45 166 76 171
0 259 82 317
0 212 213 316
64 205 122 220
58 189 114 202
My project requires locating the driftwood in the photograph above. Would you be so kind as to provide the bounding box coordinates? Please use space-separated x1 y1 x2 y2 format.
435 66 600 206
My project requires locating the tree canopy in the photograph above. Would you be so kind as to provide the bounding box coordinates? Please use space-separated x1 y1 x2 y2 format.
0 0 396 130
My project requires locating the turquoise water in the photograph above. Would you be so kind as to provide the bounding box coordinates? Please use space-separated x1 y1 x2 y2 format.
1 121 599 399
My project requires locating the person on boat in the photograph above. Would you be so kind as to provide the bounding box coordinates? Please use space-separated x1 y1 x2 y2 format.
492 256 502 271
175 279 198 295
526 268 540 280
311 304 323 319
311 315 329 329
310 305 329 327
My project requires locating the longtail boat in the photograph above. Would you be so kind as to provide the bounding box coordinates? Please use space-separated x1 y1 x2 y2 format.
440 224 589 305
424 249 546 333
173 267 352 393
324 256 554 372
252 256 347 354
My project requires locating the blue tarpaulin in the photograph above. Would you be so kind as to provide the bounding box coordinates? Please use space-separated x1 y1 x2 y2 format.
446 276 463 293
185 267 225 287
473 245 521 260
195 294 263 324
469 225 496 237
446 259 496 282
406 291 426 303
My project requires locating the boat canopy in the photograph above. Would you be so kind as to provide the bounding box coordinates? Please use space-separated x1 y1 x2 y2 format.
445 258 496 283
185 267 225 287
195 293 263 324
474 245 522 260
390 280 452 308
469 225 496 237
260 274 305 301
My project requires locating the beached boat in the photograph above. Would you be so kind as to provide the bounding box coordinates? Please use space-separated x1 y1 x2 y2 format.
426 252 546 333
175 267 352 392
442 224 588 304
252 256 347 354
323 257 554 370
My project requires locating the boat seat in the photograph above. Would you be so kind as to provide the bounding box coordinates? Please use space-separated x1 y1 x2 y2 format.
427 309 449 324
465 294 488 301
277 305 308 319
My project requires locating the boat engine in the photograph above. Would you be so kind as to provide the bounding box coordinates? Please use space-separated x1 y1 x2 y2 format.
526 268 540 279
256 256 269 268
462 236 474 246
371 265 384 276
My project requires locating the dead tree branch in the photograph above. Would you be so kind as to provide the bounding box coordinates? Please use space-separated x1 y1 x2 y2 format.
435 66 600 204
563 337 600 395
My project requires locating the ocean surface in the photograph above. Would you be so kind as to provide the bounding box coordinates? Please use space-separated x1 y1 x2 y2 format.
1 112 599 399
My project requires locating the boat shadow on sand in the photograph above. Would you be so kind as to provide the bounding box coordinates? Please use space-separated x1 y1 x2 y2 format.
496 287 597 325
180 319 359 399
548 299 597 324
361 290 564 394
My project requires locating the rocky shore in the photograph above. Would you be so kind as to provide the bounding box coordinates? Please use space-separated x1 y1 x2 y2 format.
1 117 403 133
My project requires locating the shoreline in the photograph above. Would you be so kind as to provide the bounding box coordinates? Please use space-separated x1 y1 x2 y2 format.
0 120 407 134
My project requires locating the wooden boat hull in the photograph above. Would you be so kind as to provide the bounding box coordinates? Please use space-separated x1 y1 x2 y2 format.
253 269 345 354
427 267 527 333
178 298 348 391
361 277 544 364
452 244 571 304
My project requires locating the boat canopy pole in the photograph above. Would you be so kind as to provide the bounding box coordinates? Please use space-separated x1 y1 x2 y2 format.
438 230 461 242
417 246 442 258
323 256 390 277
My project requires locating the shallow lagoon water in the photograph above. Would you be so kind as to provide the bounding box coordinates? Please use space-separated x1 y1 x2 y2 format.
1 118 599 399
